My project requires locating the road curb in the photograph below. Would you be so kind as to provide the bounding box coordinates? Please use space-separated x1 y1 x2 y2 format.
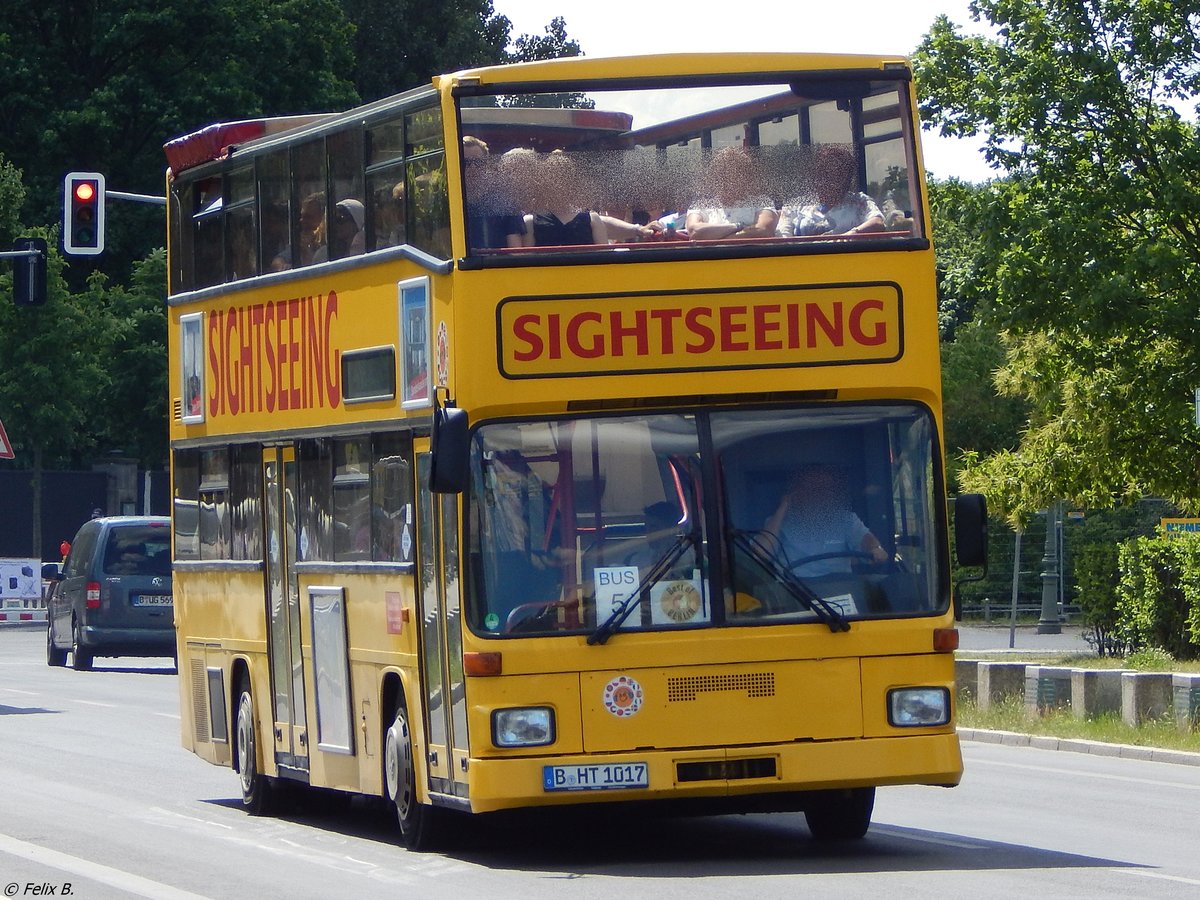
959 727 1200 767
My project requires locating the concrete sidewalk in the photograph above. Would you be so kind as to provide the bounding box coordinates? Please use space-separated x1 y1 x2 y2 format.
958 623 1093 654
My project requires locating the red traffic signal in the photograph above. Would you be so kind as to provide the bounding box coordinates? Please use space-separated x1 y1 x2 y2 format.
62 172 106 255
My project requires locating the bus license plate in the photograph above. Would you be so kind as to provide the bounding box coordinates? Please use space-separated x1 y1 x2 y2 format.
543 762 648 792
133 594 173 607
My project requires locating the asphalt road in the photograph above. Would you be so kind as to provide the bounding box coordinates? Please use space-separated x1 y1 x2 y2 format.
2 625 1199 899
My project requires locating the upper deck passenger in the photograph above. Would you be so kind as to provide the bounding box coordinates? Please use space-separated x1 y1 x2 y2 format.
685 146 779 240
779 146 885 237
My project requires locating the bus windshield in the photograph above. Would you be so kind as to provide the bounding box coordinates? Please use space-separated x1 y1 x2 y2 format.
466 405 944 637
459 73 919 257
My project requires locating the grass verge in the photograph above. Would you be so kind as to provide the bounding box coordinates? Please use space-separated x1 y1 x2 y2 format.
957 694 1200 754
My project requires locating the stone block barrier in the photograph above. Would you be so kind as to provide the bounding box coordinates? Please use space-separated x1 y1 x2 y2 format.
1174 674 1200 731
1121 672 1174 727
955 659 979 701
958 660 1200 731
1072 669 1129 720
1025 666 1074 715
976 661 1027 710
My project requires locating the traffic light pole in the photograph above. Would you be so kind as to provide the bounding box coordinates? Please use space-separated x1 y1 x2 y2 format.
107 190 166 206
2 241 48 306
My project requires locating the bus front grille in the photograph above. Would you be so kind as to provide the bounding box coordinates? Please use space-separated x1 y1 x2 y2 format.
676 757 778 782
667 672 775 702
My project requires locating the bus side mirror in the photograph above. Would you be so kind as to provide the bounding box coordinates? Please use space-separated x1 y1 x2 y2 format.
954 493 988 568
429 405 469 494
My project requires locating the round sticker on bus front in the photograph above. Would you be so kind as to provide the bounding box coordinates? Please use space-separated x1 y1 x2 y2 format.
602 675 644 718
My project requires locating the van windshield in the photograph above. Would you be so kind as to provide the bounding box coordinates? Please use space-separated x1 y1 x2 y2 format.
102 527 173 576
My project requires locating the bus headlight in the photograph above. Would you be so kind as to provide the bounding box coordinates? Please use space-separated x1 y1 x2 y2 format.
492 707 555 748
888 687 950 727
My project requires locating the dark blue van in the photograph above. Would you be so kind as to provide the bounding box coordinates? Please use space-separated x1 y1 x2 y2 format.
47 516 174 670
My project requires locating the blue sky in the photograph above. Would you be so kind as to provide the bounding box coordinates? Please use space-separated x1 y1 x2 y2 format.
492 0 996 182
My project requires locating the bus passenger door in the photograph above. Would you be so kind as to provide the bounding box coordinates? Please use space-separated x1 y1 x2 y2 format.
263 446 309 777
415 451 469 802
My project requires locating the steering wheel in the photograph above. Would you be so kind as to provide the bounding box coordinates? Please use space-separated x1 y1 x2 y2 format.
505 598 574 634
786 550 877 574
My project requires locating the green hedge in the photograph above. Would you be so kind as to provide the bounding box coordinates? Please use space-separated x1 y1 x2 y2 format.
1116 533 1200 659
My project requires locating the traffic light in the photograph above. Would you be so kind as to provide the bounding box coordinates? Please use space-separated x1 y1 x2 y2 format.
62 172 106 255
12 237 47 306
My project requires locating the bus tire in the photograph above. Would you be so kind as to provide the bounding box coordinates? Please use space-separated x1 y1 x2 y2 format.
804 786 875 841
71 619 93 671
235 679 275 815
47 622 67 667
384 699 441 850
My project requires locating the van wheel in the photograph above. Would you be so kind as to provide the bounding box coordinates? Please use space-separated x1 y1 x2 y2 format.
47 622 67 667
235 679 275 815
384 700 442 850
804 787 875 841
71 620 93 671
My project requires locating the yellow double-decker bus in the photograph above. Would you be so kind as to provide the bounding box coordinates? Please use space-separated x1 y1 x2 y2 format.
165 52 987 849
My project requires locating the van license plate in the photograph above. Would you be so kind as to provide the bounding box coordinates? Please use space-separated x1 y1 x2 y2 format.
133 594 172 607
543 762 648 792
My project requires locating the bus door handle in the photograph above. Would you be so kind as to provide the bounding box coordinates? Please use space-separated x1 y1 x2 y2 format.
428 750 439 766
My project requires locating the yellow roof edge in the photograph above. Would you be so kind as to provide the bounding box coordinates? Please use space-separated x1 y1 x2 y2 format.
440 52 910 87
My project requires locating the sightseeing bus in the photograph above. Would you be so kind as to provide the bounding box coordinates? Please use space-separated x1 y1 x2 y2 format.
165 52 987 850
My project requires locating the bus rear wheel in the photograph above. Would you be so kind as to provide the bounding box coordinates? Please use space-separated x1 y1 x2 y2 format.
804 786 875 841
384 700 442 850
235 679 275 815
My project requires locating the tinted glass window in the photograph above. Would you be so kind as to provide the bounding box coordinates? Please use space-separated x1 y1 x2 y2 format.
66 524 101 578
102 525 173 576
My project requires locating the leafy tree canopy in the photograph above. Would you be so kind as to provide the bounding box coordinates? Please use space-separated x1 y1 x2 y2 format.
343 0 512 102
0 0 359 273
914 1 1200 525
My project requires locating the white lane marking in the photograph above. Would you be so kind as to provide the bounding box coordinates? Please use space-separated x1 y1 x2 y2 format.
71 699 119 708
1112 868 1200 887
0 832 213 900
969 757 1200 791
872 826 987 849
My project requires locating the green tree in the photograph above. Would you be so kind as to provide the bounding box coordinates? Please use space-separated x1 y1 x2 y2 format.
0 157 116 556
928 178 1027 486
89 250 170 470
501 16 593 110
342 0 512 102
0 0 358 276
914 1 1200 525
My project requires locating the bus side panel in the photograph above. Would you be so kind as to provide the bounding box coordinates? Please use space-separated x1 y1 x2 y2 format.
176 568 269 768
298 573 421 796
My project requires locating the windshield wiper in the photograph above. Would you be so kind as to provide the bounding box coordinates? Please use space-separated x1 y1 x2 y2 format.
729 529 850 633
588 528 699 646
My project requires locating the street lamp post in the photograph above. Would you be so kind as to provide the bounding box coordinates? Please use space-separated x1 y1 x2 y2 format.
1038 501 1062 634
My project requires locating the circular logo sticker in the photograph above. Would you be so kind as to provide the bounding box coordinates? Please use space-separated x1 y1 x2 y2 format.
602 675 644 718
658 580 703 624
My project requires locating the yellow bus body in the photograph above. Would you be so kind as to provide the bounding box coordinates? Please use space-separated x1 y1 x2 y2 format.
167 52 963 839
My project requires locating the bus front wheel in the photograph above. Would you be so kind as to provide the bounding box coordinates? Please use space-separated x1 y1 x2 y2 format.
384 700 442 850
235 680 274 815
804 786 875 841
